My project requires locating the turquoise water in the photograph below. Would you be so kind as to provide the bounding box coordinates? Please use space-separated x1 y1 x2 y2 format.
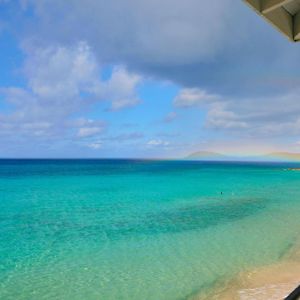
1 160 300 300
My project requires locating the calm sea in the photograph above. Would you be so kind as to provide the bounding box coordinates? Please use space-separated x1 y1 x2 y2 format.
1 159 300 299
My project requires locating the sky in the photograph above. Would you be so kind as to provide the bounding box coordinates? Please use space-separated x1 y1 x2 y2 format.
1 0 300 158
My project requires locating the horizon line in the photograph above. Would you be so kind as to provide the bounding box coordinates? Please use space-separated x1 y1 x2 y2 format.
0 158 300 163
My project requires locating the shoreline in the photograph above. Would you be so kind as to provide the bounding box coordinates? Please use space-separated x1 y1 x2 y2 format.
191 243 300 300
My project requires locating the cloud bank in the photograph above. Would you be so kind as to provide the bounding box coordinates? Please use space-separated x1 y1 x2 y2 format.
20 0 300 96
1 0 300 156
0 41 142 151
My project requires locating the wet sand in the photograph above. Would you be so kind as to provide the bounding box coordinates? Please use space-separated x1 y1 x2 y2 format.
193 244 300 300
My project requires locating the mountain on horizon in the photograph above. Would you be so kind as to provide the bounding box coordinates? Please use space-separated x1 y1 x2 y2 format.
185 151 300 162
265 152 300 162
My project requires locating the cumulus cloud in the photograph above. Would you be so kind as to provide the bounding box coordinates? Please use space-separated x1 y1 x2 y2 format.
207 91 300 136
104 67 142 111
0 42 100 141
23 41 100 101
78 127 103 138
18 0 300 97
173 87 300 137
174 88 219 108
87 141 102 150
76 119 106 138
147 139 170 147
0 41 142 146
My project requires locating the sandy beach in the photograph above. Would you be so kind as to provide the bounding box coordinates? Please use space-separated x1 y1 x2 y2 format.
194 244 300 300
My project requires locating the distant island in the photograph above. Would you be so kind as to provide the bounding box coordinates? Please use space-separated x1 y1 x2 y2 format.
185 151 300 162
186 151 226 160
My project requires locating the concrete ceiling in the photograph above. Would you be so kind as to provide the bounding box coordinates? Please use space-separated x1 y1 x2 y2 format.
244 0 300 42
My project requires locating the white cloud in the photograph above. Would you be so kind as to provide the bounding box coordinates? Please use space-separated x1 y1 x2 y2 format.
24 41 100 100
77 127 103 138
75 118 106 138
197 89 300 137
87 141 102 149
0 41 142 145
205 102 248 130
210 92 300 136
174 88 219 108
1 42 101 127
172 85 300 138
104 67 142 111
8 0 300 100
147 139 170 147
22 0 296 99
0 43 101 143
3 0 300 155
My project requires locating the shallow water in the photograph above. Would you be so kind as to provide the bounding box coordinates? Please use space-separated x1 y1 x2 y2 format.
1 160 300 299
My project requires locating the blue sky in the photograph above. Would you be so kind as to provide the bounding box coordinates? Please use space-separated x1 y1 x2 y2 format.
1 0 300 158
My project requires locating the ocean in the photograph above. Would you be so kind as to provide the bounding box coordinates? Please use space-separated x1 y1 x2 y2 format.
1 159 300 299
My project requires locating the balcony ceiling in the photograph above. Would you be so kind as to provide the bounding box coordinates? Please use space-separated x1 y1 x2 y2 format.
244 0 300 42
